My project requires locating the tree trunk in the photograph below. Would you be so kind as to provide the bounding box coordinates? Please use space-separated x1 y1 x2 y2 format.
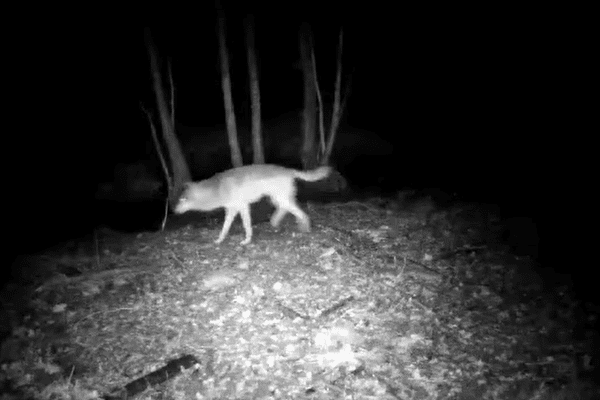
299 23 317 169
245 15 264 165
324 28 345 164
217 11 243 168
144 28 191 209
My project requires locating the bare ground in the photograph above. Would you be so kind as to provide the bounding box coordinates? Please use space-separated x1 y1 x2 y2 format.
0 199 597 399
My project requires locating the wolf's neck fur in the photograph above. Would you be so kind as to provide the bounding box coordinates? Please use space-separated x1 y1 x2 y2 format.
194 182 223 211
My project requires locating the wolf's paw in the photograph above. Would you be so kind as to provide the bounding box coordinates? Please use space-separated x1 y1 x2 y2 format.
298 223 311 233
240 237 252 245
270 217 282 229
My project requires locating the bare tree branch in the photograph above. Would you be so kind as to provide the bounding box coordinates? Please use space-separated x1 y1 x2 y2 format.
311 44 327 158
168 58 175 132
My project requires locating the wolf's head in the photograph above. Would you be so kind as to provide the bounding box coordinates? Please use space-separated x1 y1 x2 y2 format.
174 181 221 214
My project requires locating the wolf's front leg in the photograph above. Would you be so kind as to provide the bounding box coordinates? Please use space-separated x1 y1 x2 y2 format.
239 206 253 245
215 208 238 244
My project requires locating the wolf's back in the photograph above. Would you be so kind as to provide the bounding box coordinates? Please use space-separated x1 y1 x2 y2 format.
293 166 331 182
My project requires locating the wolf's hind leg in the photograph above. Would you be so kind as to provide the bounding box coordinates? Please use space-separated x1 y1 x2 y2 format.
270 207 287 228
283 199 310 232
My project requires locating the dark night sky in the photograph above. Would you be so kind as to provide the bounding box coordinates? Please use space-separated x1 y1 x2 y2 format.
6 5 587 251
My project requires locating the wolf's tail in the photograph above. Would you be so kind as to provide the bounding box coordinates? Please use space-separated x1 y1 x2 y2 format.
293 166 332 182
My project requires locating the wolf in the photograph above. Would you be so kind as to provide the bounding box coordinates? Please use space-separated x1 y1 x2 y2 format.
174 164 332 245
